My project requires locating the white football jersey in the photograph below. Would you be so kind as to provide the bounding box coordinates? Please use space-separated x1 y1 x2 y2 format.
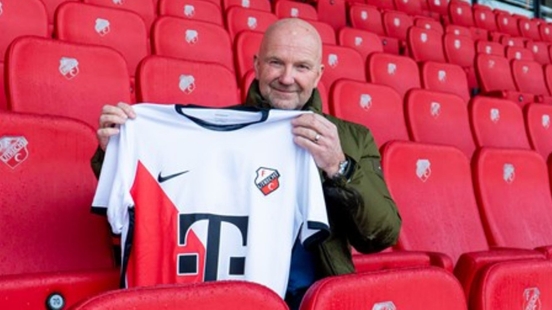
92 104 329 297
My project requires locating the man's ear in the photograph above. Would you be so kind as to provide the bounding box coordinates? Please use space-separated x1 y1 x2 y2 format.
253 54 259 78
314 64 325 87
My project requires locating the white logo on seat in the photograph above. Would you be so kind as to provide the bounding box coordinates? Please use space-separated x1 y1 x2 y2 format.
533 45 539 53
547 27 550 35
420 32 427 42
457 7 462 15
0 2 3 16
328 54 338 68
425 24 431 30
179 74 196 94
485 46 492 54
522 65 529 74
241 0 250 7
490 108 500 123
516 52 522 59
403 0 408 3
488 60 495 68
431 101 441 117
372 301 396 310
360 94 372 110
508 40 514 46
525 23 530 30
387 63 396 75
393 18 400 27
438 70 446 82
434 0 440 5
247 17 257 29
361 11 368 20
542 114 550 129
503 17 508 25
454 39 461 49
354 36 363 46
59 57 79 80
416 159 431 182
184 5 195 17
185 29 199 44
481 13 486 20
290 8 299 17
94 18 110 36
454 29 460 35
0 136 29 169
503 163 515 183
112 0 123 4
524 287 541 310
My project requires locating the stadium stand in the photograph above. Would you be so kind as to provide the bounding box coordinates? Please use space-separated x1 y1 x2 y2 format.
320 44 365 89
420 61 471 102
273 0 318 20
225 6 278 42
0 112 118 309
157 0 224 25
337 27 384 61
82 0 156 32
524 103 552 160
366 52 421 98
72 281 289 310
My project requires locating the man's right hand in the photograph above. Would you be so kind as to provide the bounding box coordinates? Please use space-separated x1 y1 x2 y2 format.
97 102 136 151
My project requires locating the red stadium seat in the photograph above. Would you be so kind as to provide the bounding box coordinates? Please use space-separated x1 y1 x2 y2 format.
469 96 531 149
518 18 541 41
524 103 552 160
443 33 475 69
366 0 394 11
158 0 224 25
495 11 521 37
511 59 552 104
473 4 497 32
414 17 444 34
420 61 471 102
308 20 336 45
426 0 448 18
273 0 318 20
301 267 468 310
407 27 446 63
348 4 400 55
225 7 278 42
234 30 263 83
136 56 240 107
5 36 131 129
82 0 155 32
500 36 526 48
330 80 409 147
405 89 475 158
0 112 118 309
320 44 365 89
367 52 421 98
352 250 434 273
449 1 474 28
526 41 551 65
54 2 149 79
393 0 423 16
222 0 271 12
151 17 234 73
73 281 289 310
337 27 383 61
446 24 473 38
539 22 552 43
382 10 413 52
316 0 347 31
504 46 534 61
475 40 504 56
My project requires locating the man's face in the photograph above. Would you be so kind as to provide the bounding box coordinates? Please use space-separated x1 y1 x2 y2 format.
254 31 323 110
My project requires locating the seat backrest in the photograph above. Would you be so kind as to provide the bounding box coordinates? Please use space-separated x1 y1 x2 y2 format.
0 0 48 59
426 0 448 16
73 281 289 310
225 6 278 42
308 20 336 45
136 56 240 107
158 0 224 26
337 27 383 61
539 23 552 43
55 2 149 77
151 17 234 73
505 46 534 61
443 33 475 68
473 5 497 32
82 0 155 32
446 24 473 38
301 267 467 310
367 52 421 98
330 80 408 147
501 36 526 48
511 59 548 96
393 0 423 16
273 0 318 20
475 40 504 56
495 12 520 37
448 1 474 27
234 30 263 82
414 17 444 34
381 141 489 264
524 103 552 160
518 18 541 41
421 61 471 103
382 10 413 41
348 4 385 36
407 27 446 63
366 0 395 11
525 41 551 65
6 36 131 129
222 0 271 12
316 0 347 31
469 96 531 149
321 44 365 89
473 147 552 248
0 112 114 274
470 259 552 310
475 54 517 93
405 89 475 159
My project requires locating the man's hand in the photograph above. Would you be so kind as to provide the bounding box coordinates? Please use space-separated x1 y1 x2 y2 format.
97 102 136 151
291 113 345 177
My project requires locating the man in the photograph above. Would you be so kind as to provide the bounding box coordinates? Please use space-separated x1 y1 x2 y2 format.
92 18 401 309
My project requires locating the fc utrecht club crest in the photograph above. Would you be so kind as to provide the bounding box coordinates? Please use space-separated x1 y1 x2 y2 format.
255 167 280 195
523 287 541 310
0 136 29 169
372 301 396 310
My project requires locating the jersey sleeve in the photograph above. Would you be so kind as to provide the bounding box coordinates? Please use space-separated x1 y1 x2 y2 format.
91 122 137 235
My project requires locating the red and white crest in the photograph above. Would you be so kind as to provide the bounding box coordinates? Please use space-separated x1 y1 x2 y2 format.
328 54 338 68
112 0 123 5
0 2 3 16
542 114 550 129
430 101 441 118
185 29 199 44
247 17 257 29
416 159 431 182
59 57 80 80
372 301 396 310
360 94 372 110
179 74 196 94
184 5 195 17
503 163 515 184
0 136 29 169
255 167 280 196
95 18 110 36
523 287 541 310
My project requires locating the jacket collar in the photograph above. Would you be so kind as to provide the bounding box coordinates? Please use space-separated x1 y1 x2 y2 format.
243 79 323 114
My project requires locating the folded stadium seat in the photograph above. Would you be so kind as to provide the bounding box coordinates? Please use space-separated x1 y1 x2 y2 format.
151 17 234 74
222 0 271 12
405 89 475 158
316 0 347 31
470 259 552 310
426 0 449 21
473 4 498 33
337 27 384 61
526 41 551 65
469 96 531 149
0 112 119 308
300 267 468 310
414 16 444 34
157 0 224 26
475 54 535 107
366 52 421 98
505 46 535 61
307 20 336 45
518 18 542 42
54 2 148 100
500 35 526 48
273 0 318 20
329 80 409 147
407 27 446 63
382 10 413 55
469 26 489 42
495 11 521 38
446 24 473 38
82 0 155 33
443 33 478 91
348 4 401 55
512 59 552 104
475 39 504 56
524 103 552 160
539 22 552 43
225 7 278 42
73 281 289 310
393 0 423 17
473 147 552 255
39 0 75 35
320 44 365 90
5 36 131 129
234 30 263 85
448 0 474 28
366 0 395 11
420 61 471 102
